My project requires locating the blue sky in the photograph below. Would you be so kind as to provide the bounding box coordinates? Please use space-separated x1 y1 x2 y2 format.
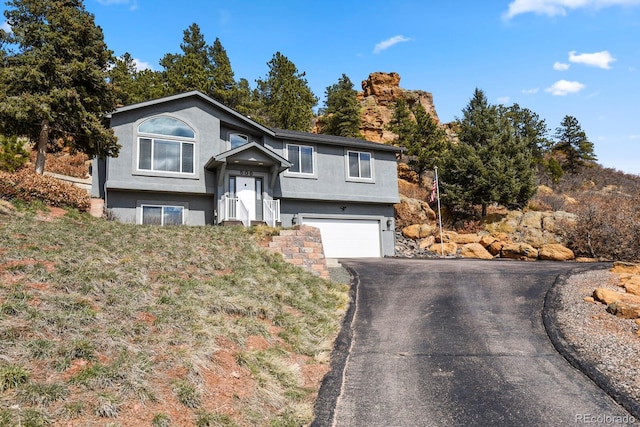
3 0 640 174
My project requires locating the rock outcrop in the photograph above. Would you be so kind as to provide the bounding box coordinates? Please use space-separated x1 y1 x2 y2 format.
357 72 440 143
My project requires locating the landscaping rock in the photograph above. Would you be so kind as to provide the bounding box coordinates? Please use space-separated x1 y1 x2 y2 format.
593 288 640 306
429 242 457 256
606 302 640 319
500 243 538 260
460 243 494 260
538 244 575 261
401 223 436 240
452 233 481 244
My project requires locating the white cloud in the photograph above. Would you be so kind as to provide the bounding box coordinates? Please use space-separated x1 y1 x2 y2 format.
497 96 511 104
95 0 138 10
522 88 540 94
503 0 640 19
373 35 411 54
568 50 616 69
545 79 586 95
1 21 11 33
553 61 570 71
133 58 152 71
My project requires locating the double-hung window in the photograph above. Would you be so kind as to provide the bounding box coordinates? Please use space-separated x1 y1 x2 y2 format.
286 144 314 175
347 150 373 180
138 117 196 174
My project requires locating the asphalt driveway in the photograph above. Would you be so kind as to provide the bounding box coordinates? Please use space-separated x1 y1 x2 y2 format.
313 258 634 426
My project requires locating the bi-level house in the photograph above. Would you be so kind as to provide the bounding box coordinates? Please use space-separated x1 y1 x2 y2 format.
92 91 401 258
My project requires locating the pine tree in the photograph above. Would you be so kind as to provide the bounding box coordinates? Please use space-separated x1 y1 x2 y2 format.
319 74 362 138
442 89 536 217
109 54 166 105
255 52 318 131
160 23 212 95
0 0 118 174
209 38 238 107
407 104 448 181
553 115 597 174
387 99 415 162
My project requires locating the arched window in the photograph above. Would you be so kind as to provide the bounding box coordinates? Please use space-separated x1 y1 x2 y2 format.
138 117 196 174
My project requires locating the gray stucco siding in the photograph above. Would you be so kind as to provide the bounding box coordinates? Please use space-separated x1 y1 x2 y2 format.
104 98 224 195
105 190 214 226
270 141 400 204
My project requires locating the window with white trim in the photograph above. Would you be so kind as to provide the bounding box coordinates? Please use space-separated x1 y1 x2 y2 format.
347 150 372 180
141 205 184 226
286 144 314 175
138 117 195 174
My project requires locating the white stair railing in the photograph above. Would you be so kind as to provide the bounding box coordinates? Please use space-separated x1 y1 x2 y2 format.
263 199 280 227
237 199 250 227
218 196 239 223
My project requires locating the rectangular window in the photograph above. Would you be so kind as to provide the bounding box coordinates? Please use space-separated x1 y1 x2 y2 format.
286 144 314 175
347 151 372 179
142 205 184 226
138 138 195 174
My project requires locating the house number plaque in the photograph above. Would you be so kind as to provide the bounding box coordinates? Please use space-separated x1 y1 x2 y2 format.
239 170 254 176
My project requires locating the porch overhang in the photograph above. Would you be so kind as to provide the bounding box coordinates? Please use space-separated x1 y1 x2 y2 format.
205 142 292 187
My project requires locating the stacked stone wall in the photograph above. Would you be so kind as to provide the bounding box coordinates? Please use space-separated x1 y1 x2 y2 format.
267 225 330 279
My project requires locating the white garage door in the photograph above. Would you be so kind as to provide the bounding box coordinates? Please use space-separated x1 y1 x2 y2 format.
302 218 382 258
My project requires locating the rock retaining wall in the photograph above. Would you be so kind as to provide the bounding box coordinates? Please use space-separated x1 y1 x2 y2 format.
266 225 330 279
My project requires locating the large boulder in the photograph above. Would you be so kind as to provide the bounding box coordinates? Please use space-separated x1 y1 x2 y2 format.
402 224 437 240
520 211 544 229
429 242 457 256
542 211 577 234
452 233 481 244
538 244 575 261
395 194 436 229
460 243 494 260
593 288 640 306
501 243 538 261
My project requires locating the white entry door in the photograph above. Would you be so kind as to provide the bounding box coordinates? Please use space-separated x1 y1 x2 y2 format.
236 176 256 221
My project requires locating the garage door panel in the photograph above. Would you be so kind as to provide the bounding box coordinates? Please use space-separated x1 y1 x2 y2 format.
302 218 381 258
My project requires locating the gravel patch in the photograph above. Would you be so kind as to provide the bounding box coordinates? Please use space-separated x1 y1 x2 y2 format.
546 269 640 418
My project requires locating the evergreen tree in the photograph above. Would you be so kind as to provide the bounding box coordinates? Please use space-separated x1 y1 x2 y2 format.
502 103 550 162
553 115 597 174
109 53 138 106
442 89 536 216
407 104 448 181
209 37 238 107
319 74 362 138
109 54 166 105
160 23 212 95
0 0 118 174
0 134 29 172
387 99 415 162
255 52 318 131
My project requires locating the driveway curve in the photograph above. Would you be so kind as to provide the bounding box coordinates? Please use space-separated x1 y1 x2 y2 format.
313 258 634 427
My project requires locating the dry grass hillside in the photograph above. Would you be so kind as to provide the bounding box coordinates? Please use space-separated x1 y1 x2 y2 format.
0 200 349 426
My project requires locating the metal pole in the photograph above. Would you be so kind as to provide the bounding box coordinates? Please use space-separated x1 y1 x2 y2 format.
435 167 444 258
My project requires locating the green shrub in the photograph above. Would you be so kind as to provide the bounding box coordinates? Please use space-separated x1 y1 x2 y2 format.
0 135 29 172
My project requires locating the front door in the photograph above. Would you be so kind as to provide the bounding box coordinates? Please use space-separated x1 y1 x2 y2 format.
236 176 256 221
